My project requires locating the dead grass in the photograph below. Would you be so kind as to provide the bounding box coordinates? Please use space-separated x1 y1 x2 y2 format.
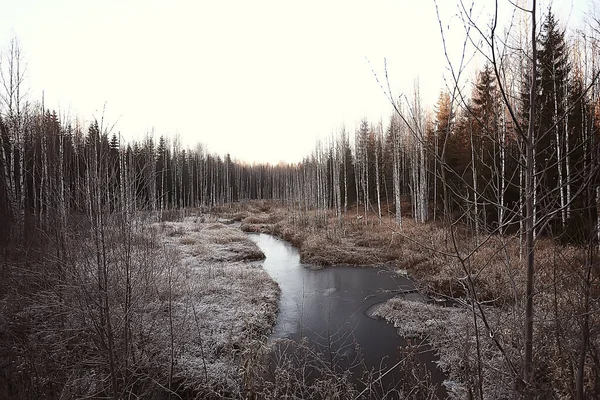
153 216 278 396
205 222 226 230
210 201 600 398
213 202 587 307
242 215 271 225
180 237 196 245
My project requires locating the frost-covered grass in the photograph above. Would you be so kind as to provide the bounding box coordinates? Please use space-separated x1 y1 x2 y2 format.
151 217 280 395
160 218 266 262
5 211 282 399
373 298 517 400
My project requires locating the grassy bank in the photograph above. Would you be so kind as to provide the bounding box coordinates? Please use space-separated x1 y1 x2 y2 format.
155 216 280 396
215 201 585 305
213 200 600 399
0 212 281 399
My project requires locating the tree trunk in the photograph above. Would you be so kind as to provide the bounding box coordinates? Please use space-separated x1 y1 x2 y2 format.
524 2 537 392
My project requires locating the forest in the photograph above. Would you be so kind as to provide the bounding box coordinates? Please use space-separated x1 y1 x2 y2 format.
2 3 600 400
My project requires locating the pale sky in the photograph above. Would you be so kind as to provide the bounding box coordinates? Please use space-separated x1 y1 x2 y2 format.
0 0 588 164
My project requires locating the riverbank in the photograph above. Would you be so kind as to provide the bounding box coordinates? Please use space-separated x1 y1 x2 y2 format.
213 201 524 302
212 200 594 398
153 215 280 396
0 210 282 399
215 201 581 304
372 296 513 399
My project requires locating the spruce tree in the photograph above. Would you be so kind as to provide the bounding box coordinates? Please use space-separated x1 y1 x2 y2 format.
536 10 570 231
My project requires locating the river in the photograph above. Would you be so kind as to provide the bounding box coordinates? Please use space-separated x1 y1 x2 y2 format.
249 233 446 395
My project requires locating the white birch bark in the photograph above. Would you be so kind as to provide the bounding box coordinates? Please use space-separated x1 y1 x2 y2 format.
553 72 566 228
374 124 382 223
392 116 403 229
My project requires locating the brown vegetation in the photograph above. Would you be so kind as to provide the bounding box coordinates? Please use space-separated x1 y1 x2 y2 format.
0 212 280 399
220 201 595 305
215 200 600 398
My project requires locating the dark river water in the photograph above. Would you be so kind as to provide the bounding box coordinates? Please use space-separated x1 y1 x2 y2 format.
249 233 446 396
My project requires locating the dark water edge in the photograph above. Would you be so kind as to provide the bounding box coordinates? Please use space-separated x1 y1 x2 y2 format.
249 233 448 398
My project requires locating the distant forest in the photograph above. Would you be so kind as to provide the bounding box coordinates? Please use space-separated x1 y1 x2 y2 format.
1 12 598 246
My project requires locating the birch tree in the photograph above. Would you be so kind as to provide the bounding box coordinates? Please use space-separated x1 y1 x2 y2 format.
0 37 27 238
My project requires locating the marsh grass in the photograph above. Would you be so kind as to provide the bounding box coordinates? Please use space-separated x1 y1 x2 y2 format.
213 201 600 398
226 202 587 306
153 216 280 396
179 236 196 245
13 213 281 398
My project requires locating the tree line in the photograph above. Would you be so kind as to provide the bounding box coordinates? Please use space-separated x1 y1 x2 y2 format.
2 12 598 246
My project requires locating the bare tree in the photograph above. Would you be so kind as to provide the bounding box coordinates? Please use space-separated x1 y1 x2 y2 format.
0 37 27 238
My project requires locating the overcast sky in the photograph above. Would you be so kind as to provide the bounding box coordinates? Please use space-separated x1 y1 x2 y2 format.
0 0 588 164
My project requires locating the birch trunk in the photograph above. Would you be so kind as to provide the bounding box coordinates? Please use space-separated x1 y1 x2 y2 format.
524 2 538 389
553 73 566 228
393 121 402 229
374 127 382 222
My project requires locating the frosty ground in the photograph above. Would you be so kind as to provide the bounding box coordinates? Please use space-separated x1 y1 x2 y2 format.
151 215 280 396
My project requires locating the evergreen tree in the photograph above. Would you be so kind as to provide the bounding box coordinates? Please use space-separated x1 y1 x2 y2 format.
431 91 454 219
537 10 570 231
